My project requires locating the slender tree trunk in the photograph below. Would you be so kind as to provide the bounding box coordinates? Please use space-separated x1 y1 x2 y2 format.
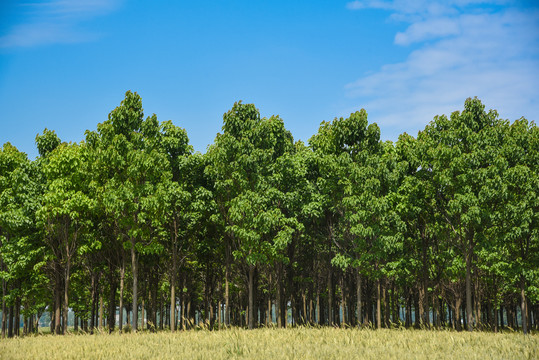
186 299 191 329
225 241 230 326
277 263 283 328
521 276 528 335
420 283 429 327
303 290 308 326
474 272 481 330
364 280 371 326
384 283 390 327
248 265 255 329
23 315 27 336
328 267 334 326
108 268 117 333
316 278 321 325
160 300 165 330
356 271 362 327
267 297 272 327
218 283 222 329
309 281 314 325
455 295 462 331
376 278 381 329
90 275 96 334
7 305 13 338
14 297 20 337
170 235 177 332
1 256 6 338
465 242 473 332
63 256 71 335
494 303 499 333
405 291 412 328
119 260 125 332
141 299 146 330
131 237 138 332
180 275 185 330
54 265 62 335
98 291 104 330
340 275 346 327
433 290 439 328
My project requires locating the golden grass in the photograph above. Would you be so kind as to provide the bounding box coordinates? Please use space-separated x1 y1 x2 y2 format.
1 328 537 360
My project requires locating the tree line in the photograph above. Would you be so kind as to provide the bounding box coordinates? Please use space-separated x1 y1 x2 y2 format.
0 92 537 337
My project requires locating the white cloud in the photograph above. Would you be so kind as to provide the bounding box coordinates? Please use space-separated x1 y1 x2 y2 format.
344 1 539 139
394 17 460 45
0 0 122 48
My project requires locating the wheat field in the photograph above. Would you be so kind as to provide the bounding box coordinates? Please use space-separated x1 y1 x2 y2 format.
0 328 537 359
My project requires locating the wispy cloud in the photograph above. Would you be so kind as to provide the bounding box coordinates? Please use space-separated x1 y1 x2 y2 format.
344 1 539 137
0 0 122 48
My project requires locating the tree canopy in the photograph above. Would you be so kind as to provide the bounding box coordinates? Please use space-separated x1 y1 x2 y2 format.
0 93 537 338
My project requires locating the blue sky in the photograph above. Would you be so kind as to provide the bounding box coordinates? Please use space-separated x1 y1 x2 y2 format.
1 0 538 159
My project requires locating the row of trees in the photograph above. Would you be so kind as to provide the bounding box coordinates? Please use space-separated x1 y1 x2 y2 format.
0 92 537 338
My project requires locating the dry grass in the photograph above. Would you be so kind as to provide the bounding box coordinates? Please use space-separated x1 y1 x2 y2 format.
0 327 537 359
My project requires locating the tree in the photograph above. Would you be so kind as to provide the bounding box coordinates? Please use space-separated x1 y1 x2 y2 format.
0 143 45 337
206 102 295 329
496 118 539 334
418 98 505 331
37 142 94 334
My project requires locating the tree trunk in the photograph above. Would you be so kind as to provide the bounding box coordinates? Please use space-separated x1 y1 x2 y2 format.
419 282 427 327
316 279 321 325
454 295 462 331
494 303 499 333
90 275 96 334
340 275 346 327
433 290 439 328
131 237 138 332
405 291 412 328
376 278 381 329
180 275 185 330
303 290 308 326
170 242 177 331
328 267 334 326
356 269 363 327
384 283 390 327
364 280 371 326
98 291 104 330
218 292 222 329
108 268 117 333
141 299 145 331
309 281 314 325
119 260 125 332
54 265 62 335
7 305 13 338
521 276 528 335
1 256 6 338
63 256 71 335
465 243 473 331
248 265 255 329
474 272 481 330
225 241 230 326
14 297 20 337
277 263 283 328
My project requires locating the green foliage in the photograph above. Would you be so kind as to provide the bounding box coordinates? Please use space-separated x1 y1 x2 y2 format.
2 93 538 336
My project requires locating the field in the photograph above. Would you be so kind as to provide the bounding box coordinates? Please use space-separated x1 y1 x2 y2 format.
0 328 537 360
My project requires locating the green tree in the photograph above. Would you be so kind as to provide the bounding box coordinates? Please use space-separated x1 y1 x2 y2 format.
496 118 539 334
207 102 295 329
418 98 505 331
37 142 95 334
0 143 45 337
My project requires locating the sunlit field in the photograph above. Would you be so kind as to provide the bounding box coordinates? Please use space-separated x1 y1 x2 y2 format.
1 328 537 360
